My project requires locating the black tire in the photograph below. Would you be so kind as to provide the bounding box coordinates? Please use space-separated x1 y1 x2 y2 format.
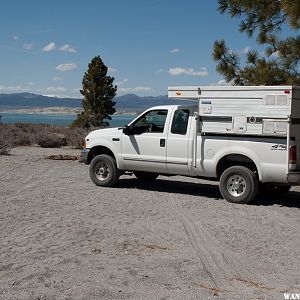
134 171 159 182
89 155 120 187
260 183 291 196
219 166 258 204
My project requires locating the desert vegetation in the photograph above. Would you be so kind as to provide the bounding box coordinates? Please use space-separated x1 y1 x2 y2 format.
0 123 87 155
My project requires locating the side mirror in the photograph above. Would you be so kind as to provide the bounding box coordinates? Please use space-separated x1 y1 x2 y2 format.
123 125 133 135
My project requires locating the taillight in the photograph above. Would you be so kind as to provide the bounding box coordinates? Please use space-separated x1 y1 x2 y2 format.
289 145 297 164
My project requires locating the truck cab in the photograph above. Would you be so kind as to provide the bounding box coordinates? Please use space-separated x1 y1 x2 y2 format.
83 104 196 175
121 105 195 176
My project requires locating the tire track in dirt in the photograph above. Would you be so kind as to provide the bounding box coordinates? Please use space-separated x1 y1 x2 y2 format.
168 199 278 298
174 209 227 287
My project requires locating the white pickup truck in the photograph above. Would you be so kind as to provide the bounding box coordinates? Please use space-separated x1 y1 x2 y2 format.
82 86 300 204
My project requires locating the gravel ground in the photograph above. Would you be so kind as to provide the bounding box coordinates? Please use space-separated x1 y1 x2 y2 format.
0 146 299 300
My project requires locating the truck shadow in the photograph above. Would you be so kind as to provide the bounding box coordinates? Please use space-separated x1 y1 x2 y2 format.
116 177 300 209
116 177 221 198
251 192 300 208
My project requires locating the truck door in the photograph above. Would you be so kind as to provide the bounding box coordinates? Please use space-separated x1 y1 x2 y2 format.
166 108 191 175
121 109 169 173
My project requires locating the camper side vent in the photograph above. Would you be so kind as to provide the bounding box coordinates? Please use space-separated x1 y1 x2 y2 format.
265 95 276 105
264 95 288 105
276 95 288 105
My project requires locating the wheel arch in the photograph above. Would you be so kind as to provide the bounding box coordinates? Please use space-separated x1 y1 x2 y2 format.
87 145 116 164
216 153 261 180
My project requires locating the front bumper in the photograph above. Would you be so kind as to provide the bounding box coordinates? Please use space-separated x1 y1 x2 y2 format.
288 171 300 185
81 148 90 164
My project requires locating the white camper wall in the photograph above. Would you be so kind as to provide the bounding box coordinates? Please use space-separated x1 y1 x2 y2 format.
169 86 295 137
168 85 294 100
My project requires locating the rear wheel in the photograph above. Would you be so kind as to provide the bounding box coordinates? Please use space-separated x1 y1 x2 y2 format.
219 166 258 204
89 155 120 187
134 171 159 182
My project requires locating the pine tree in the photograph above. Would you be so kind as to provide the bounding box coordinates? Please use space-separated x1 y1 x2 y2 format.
213 0 300 85
72 56 117 128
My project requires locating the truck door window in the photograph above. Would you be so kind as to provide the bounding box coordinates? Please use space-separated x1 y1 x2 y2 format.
171 109 190 135
132 110 168 134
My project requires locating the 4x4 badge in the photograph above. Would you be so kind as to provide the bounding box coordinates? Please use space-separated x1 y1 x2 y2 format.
271 144 287 150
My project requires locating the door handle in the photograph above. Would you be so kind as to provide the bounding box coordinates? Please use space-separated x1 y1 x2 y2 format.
160 139 165 147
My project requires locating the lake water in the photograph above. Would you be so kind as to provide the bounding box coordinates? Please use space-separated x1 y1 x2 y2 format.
0 113 136 127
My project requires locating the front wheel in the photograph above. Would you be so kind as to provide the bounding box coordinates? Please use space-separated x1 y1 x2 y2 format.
89 155 120 187
219 166 258 204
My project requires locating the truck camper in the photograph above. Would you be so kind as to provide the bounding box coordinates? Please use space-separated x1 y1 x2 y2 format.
82 85 300 204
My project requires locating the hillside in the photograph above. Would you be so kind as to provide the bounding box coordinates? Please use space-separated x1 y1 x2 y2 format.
0 93 81 109
0 92 196 112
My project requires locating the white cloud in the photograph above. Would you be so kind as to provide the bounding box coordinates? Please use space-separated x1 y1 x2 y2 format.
23 43 34 50
37 87 69 98
118 86 151 94
115 78 128 86
169 67 208 76
259 51 266 57
170 48 180 53
108 67 117 73
45 86 67 92
240 46 250 54
43 42 56 52
71 88 81 97
0 85 23 92
52 77 63 81
42 42 77 53
59 44 76 53
13 36 19 41
55 63 77 71
42 94 70 98
0 83 36 93
270 51 280 58
72 88 80 93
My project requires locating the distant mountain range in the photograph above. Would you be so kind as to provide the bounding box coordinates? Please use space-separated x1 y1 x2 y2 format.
0 92 196 112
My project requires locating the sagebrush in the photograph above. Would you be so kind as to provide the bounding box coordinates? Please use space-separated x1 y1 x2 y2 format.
0 123 88 154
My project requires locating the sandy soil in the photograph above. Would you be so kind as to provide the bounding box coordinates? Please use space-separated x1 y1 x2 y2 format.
0 146 299 300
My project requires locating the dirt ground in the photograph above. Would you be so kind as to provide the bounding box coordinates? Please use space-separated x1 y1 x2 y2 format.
0 146 299 300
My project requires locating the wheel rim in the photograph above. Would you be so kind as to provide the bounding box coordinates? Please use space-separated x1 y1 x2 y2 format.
95 162 110 181
227 175 247 197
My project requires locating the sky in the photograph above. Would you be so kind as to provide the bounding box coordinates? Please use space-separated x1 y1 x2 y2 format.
0 0 296 98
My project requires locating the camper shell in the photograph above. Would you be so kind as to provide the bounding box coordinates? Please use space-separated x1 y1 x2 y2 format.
168 85 300 173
